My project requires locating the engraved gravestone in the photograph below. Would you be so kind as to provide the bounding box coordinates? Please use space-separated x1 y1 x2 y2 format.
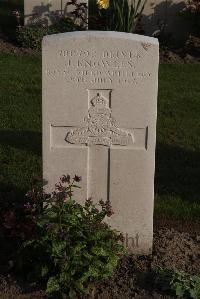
43 31 159 254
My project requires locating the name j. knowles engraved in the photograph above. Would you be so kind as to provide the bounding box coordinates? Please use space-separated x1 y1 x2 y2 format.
65 93 134 147
65 58 136 69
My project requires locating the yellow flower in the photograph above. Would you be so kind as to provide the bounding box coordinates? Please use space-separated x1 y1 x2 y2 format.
97 0 109 9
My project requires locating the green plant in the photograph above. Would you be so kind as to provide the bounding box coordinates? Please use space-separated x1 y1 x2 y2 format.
16 17 83 50
110 0 147 32
92 0 147 32
171 271 200 299
17 175 125 298
64 0 88 28
155 268 200 299
15 0 88 50
16 25 51 50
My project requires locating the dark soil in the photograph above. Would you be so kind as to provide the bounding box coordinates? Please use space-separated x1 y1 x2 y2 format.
160 35 200 64
0 223 199 299
0 39 37 56
0 33 37 56
89 225 200 299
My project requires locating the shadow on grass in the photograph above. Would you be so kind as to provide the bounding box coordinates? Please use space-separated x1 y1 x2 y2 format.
0 173 28 272
0 130 42 156
0 177 26 200
0 130 42 198
155 142 200 203
0 130 199 204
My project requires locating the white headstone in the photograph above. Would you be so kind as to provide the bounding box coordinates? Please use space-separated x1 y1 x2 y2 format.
24 0 88 27
43 31 159 254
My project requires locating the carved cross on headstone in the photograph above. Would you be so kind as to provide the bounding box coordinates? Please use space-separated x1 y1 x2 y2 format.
43 31 159 254
51 89 147 201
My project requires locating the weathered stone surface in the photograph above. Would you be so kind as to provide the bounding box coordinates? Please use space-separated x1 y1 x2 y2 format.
43 31 159 254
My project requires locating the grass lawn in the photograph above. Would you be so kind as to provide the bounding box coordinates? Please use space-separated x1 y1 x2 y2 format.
0 53 200 220
155 64 200 219
0 54 42 199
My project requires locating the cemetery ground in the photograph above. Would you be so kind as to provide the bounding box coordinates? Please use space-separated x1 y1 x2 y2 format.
0 1 200 298
0 51 200 298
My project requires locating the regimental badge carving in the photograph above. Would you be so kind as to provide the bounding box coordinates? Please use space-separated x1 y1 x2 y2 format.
65 92 134 147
